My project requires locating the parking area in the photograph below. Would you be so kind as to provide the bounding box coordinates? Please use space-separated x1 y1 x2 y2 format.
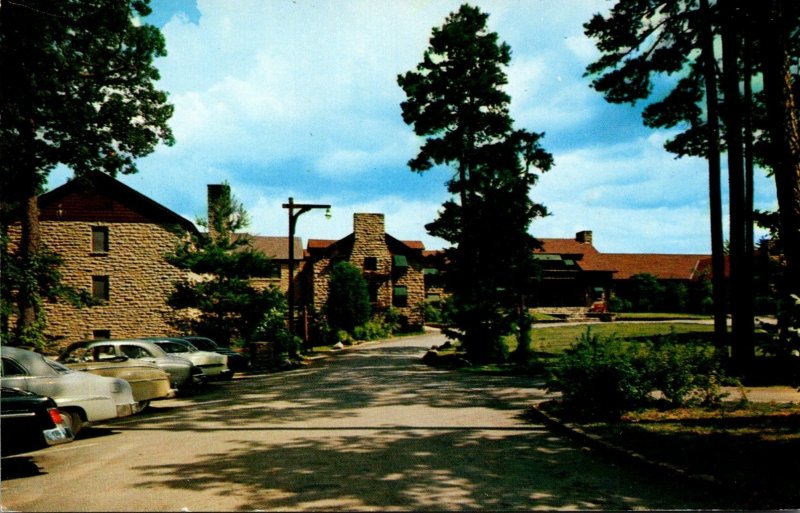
2 333 736 511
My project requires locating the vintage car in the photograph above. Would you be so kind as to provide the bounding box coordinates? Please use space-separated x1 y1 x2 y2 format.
181 336 249 373
145 337 230 381
0 346 137 435
58 339 204 391
1 387 75 455
58 343 174 409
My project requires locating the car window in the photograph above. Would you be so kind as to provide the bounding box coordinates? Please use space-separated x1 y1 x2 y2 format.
93 345 117 361
1 357 27 377
121 345 153 359
62 347 91 363
155 342 187 354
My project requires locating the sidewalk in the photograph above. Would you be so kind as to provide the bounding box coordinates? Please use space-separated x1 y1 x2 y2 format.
721 385 800 403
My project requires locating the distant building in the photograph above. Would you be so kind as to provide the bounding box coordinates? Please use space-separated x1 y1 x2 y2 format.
304 213 426 328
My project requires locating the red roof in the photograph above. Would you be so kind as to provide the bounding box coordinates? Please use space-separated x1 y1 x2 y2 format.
537 238 600 256
582 253 709 280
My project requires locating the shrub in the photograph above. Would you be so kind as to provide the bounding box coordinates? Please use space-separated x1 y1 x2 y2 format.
646 335 724 406
548 330 652 420
548 329 725 419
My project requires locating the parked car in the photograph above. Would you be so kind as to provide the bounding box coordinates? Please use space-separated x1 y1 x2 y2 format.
145 337 230 381
0 346 137 435
1 387 75 455
182 336 249 373
58 343 174 409
58 339 204 391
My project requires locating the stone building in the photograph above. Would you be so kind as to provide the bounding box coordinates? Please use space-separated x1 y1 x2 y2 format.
304 213 426 328
5 172 198 347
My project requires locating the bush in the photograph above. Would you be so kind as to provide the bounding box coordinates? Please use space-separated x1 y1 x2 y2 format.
646 335 724 406
548 329 725 420
548 330 652 420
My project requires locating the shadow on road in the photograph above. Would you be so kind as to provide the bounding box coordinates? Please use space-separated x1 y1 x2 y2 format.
108 338 731 510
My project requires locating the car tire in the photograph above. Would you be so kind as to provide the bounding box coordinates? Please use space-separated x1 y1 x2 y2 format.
134 400 150 413
61 409 83 436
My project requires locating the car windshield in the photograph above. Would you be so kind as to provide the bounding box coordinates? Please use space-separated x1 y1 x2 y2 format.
185 338 214 351
43 357 73 374
155 341 190 354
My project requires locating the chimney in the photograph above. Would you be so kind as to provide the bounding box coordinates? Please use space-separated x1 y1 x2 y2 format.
353 213 385 246
207 183 231 239
576 230 593 244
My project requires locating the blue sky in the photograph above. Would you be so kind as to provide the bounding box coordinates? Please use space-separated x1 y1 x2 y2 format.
49 0 778 253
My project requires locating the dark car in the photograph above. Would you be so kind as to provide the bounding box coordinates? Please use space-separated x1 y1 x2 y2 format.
182 336 249 373
1 387 75 455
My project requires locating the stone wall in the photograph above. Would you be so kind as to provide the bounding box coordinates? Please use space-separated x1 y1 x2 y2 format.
8 221 188 348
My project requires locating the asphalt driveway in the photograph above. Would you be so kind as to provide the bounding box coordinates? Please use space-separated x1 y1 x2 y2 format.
2 332 734 511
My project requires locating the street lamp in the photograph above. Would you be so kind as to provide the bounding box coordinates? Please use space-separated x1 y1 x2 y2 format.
283 197 331 347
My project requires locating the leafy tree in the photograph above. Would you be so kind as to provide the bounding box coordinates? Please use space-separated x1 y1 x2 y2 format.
398 4 552 363
325 261 371 334
167 184 285 347
0 0 174 346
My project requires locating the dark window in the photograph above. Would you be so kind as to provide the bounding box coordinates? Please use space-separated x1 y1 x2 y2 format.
92 227 109 253
1 358 27 377
93 329 111 340
393 285 408 307
92 276 109 302
369 282 379 303
363 257 378 271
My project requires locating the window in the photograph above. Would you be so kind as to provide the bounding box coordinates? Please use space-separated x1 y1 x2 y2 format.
393 255 408 270
121 345 153 359
1 358 27 377
92 329 111 340
92 276 109 302
363 257 378 271
368 282 379 303
92 226 109 253
393 285 408 307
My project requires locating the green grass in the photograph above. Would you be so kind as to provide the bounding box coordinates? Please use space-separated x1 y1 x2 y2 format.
523 321 718 355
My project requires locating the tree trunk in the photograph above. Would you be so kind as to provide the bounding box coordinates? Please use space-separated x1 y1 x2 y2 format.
16 172 42 343
699 0 729 351
721 0 754 373
760 0 800 299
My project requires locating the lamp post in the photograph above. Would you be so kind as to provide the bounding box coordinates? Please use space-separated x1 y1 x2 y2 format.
283 197 331 347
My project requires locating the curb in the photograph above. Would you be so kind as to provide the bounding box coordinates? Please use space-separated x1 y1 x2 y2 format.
528 401 731 494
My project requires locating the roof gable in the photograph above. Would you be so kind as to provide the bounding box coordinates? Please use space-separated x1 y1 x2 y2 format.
38 172 197 234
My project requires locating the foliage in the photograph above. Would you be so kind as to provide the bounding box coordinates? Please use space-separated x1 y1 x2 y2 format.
548 329 725 420
325 261 371 334
0 0 174 341
167 184 284 346
611 273 711 314
398 4 552 363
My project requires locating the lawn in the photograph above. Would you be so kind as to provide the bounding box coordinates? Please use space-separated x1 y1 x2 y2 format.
517 320 718 356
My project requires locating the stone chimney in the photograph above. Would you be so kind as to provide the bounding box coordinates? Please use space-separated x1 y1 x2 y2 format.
351 213 391 273
576 230 593 245
207 183 230 239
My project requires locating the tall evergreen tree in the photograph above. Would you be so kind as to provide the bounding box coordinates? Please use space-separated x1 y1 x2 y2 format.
167 184 285 347
0 0 174 346
398 4 552 363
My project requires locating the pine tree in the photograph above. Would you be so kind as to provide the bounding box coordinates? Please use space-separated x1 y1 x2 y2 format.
398 4 552 362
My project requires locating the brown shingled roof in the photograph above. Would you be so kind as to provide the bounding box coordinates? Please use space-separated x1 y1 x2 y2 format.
582 253 709 280
537 238 600 256
248 236 303 260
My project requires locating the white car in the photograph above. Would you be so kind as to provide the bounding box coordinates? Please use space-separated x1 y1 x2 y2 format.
1 346 137 434
145 337 231 381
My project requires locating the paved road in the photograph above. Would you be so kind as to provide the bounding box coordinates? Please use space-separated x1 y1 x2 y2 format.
2 332 733 511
